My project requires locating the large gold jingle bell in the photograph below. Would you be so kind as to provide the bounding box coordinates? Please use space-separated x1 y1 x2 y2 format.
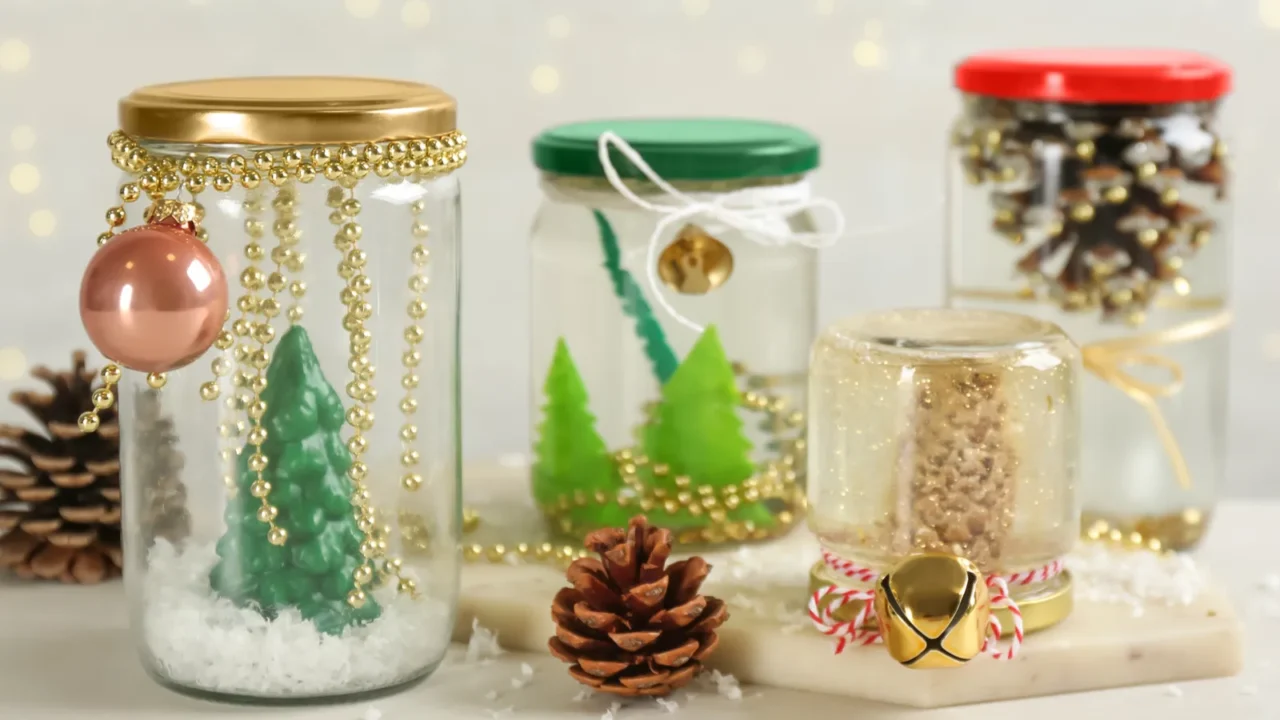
873 553 990 669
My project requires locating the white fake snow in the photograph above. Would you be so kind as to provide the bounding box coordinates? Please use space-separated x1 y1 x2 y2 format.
1067 543 1204 612
142 540 450 698
466 618 504 664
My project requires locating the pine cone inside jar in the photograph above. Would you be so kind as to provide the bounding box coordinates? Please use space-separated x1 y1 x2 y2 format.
549 515 728 697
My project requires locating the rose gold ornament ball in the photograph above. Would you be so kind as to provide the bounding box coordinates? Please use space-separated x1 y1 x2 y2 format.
79 223 228 374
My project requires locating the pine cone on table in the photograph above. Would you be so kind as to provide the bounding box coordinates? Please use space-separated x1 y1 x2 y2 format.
0 352 189 583
549 515 727 697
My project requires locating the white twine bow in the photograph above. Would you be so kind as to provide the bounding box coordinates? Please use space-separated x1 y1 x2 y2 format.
596 131 847 333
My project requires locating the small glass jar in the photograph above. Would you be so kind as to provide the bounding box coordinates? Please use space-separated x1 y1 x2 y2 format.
808 309 1079 624
946 50 1232 551
100 78 465 701
528 119 837 545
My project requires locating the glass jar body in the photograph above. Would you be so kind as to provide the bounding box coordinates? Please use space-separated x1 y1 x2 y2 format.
947 95 1231 550
807 309 1080 605
117 140 462 701
529 175 815 545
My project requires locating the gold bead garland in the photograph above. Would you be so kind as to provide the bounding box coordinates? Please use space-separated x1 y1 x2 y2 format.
399 198 430 493
88 129 467 602
459 366 807 565
243 188 289 546
328 185 380 609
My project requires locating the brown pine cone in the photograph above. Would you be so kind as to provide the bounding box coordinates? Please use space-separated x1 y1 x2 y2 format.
549 515 727 697
0 352 189 583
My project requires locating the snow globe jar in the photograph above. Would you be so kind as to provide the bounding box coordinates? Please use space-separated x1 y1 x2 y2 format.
947 50 1232 550
807 309 1080 635
79 78 466 701
529 119 841 546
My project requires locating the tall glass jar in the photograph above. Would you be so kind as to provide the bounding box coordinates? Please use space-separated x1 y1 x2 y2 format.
528 119 839 546
88 78 464 702
946 50 1232 551
807 309 1080 630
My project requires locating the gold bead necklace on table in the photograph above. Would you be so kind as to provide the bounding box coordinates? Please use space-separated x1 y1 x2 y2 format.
459 364 808 566
77 130 468 607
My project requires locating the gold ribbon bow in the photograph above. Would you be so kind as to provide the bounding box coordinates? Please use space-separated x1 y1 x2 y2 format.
1080 311 1232 490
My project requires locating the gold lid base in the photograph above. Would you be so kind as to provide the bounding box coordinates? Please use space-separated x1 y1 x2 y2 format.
808 561 1073 635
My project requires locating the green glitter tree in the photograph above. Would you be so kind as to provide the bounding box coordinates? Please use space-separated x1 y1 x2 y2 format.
532 338 629 530
209 325 380 636
642 325 774 527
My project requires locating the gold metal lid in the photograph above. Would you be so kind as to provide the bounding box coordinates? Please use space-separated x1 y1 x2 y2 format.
119 77 457 145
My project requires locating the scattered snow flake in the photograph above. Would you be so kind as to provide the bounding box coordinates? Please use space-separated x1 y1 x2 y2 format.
602 701 623 720
1164 684 1184 698
484 689 499 701
572 689 593 702
466 619 504 663
361 709 383 720
710 670 743 700
521 662 535 678
655 697 679 713
1260 574 1280 592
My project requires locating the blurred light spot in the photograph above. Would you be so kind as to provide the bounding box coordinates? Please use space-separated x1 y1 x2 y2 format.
1261 0 1280 27
815 0 835 14
682 0 710 17
345 0 380 18
738 46 767 74
864 19 883 39
547 14 572 39
853 40 882 68
0 39 30 72
9 163 40 194
401 0 430 27
531 65 560 94
10 125 34 151
28 209 55 237
0 348 26 381
1264 333 1280 360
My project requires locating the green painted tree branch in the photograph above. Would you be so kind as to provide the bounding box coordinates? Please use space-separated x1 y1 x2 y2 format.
593 210 679 385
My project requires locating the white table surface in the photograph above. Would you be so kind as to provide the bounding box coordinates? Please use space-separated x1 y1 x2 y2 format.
1 501 1276 720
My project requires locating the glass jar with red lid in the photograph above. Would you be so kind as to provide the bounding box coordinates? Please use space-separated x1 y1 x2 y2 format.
945 50 1232 551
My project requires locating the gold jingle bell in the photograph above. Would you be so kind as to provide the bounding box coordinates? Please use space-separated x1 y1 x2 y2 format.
873 553 990 669
657 224 734 295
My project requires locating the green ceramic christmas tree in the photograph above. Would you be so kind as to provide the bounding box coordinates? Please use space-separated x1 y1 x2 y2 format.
209 325 380 636
643 325 774 527
532 338 629 530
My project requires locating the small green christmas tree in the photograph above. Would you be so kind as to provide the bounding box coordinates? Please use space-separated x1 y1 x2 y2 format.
643 325 774 527
532 338 630 530
209 325 380 636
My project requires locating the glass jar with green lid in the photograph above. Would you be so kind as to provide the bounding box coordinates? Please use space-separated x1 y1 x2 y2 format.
527 118 843 546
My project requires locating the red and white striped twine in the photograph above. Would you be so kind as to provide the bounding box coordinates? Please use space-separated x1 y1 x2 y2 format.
808 551 1063 660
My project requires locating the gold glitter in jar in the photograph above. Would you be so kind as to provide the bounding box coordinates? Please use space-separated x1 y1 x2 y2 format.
806 308 1080 590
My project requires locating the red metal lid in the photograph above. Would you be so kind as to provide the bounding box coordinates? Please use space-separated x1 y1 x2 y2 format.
954 49 1232 104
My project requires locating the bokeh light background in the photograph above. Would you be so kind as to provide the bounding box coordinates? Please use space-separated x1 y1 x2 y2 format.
0 0 1275 495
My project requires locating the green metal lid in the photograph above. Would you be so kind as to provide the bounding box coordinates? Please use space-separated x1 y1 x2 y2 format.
532 118 821 181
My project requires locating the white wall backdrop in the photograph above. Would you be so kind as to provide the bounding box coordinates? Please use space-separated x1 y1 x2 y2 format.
0 0 1275 495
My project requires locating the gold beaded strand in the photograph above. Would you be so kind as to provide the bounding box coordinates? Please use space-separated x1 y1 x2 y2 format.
329 185 381 609
399 198 430 493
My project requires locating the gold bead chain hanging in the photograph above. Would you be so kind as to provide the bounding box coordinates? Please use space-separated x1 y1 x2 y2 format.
240 190 289 546
329 183 386 609
76 175 151 432
271 184 307 326
399 198 431 493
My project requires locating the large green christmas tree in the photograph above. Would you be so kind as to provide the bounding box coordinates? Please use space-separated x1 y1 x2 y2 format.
642 325 774 527
532 338 629 530
209 325 380 636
